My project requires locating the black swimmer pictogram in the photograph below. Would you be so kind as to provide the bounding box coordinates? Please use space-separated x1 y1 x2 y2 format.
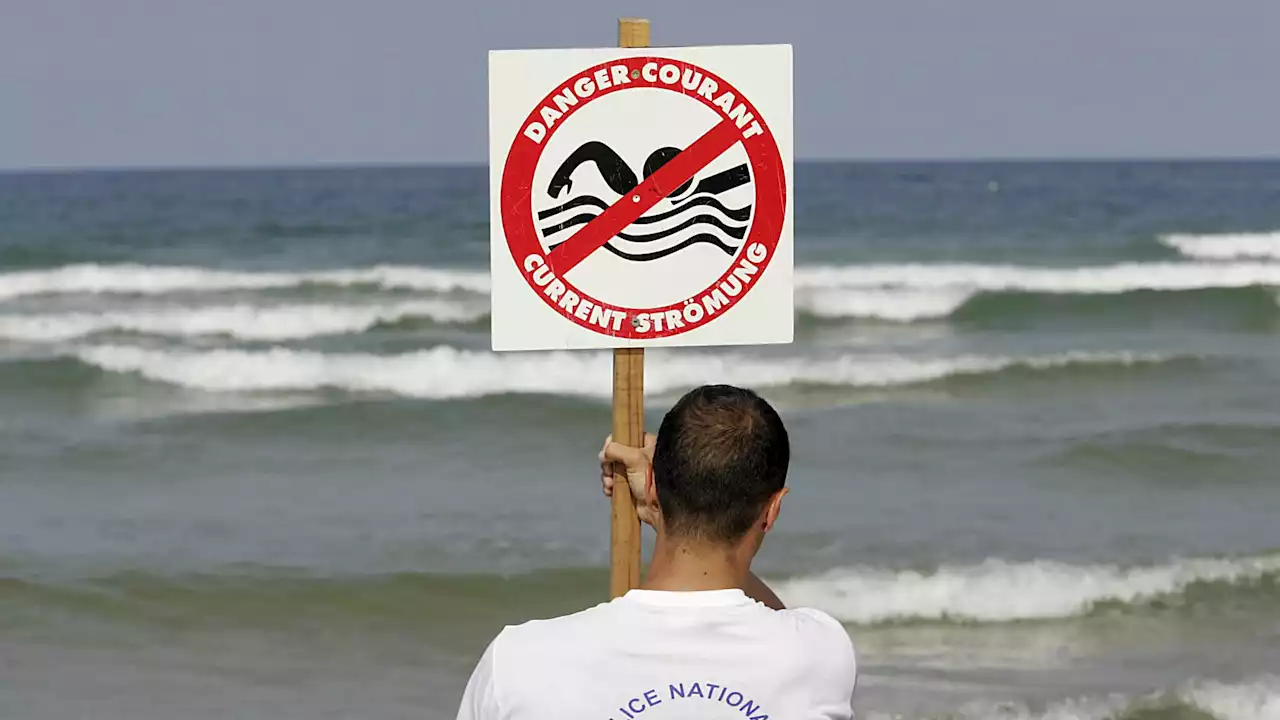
537 141 752 262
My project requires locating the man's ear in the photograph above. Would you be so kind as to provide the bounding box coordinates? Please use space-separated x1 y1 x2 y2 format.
644 466 658 509
761 488 788 533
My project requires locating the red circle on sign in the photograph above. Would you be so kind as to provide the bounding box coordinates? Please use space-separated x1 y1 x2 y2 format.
500 56 785 340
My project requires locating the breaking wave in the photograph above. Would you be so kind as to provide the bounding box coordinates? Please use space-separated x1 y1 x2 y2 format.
6 260 1277 325
795 286 1280 324
0 263 491 301
0 301 486 342
5 259 1277 303
791 260 1280 321
794 261 1280 295
859 675 1280 720
775 554 1280 625
68 346 1183 399
796 288 973 321
1160 231 1280 261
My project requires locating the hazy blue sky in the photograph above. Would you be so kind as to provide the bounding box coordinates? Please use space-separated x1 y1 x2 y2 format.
3 1 1278 169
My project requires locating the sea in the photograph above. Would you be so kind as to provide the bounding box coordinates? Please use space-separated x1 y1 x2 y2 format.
1 161 1279 720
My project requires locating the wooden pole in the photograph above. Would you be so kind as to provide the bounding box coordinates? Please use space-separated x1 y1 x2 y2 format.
610 347 644 597
618 16 650 48
609 16 650 599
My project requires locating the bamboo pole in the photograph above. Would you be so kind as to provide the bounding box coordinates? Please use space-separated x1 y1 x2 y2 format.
609 16 650 599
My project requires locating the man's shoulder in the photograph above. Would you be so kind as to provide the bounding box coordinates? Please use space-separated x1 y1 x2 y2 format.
491 599 621 652
767 606 858 699
778 605 850 636
775 606 856 660
495 599 850 645
489 598 855 675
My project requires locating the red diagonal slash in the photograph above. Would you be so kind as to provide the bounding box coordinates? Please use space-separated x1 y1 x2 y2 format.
546 118 742 276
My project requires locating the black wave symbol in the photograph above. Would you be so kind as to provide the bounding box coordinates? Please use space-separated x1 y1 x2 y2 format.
537 194 751 224
548 142 694 199
548 233 738 262
542 212 747 243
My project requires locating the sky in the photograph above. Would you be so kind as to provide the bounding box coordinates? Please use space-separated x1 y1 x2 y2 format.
2 0 1278 170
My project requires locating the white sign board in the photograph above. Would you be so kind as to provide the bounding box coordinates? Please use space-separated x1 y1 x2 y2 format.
489 44 793 351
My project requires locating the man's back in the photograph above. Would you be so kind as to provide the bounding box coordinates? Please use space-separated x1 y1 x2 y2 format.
457 386 859 719
458 588 857 720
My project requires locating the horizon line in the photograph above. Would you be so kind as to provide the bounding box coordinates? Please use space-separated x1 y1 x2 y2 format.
3 154 1279 175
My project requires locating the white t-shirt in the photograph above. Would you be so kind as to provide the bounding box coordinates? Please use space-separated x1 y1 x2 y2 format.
456 588 857 720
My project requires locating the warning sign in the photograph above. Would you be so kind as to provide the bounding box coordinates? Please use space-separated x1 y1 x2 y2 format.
489 45 793 351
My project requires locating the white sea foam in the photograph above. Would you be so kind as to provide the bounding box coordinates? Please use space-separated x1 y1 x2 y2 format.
862 695 1128 720
860 675 1280 720
70 346 1177 399
775 555 1280 625
1160 231 1280 261
796 288 973 321
8 261 1280 308
1182 675 1280 720
0 300 485 342
0 263 491 301
795 261 1280 295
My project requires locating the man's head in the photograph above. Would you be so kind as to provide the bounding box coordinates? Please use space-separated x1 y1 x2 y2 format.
647 384 790 548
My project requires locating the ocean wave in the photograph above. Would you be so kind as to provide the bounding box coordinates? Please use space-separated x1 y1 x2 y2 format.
1160 232 1280 261
1181 675 1280 720
795 261 1280 295
796 285 1280 323
775 554 1280 625
8 261 1279 308
0 300 486 342
796 288 973 321
860 675 1280 720
66 345 1182 399
0 263 491 301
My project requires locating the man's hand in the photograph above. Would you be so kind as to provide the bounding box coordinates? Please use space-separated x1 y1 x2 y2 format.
599 433 658 526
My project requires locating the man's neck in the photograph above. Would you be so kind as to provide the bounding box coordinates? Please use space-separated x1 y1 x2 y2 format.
640 533 750 592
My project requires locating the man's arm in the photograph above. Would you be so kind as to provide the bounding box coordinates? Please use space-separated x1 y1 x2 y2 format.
795 608 858 719
743 570 786 610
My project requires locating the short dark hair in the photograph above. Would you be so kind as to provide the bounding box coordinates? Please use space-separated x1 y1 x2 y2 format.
651 384 790 543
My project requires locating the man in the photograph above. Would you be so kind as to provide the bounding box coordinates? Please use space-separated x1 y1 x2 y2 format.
456 384 857 720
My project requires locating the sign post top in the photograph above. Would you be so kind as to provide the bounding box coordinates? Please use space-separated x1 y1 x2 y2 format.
618 17 650 49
